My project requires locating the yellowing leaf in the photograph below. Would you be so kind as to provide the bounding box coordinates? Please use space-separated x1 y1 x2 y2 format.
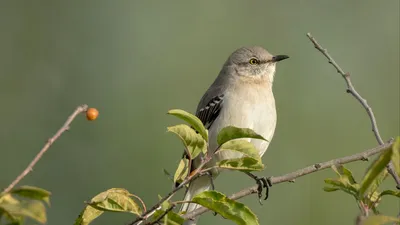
75 188 142 225
0 200 47 224
173 158 189 185
359 147 393 197
11 186 51 206
168 124 206 159
360 214 400 225
192 190 259 225
88 188 141 215
74 205 103 225
218 157 264 172
217 126 267 146
168 109 208 141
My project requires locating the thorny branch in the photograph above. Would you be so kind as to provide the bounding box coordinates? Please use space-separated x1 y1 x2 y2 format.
2 104 89 194
306 33 400 189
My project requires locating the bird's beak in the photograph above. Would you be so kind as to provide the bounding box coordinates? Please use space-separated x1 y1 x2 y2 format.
272 55 289 62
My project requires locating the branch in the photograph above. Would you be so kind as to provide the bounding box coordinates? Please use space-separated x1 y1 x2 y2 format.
129 169 207 225
182 141 394 220
305 33 400 189
2 104 89 194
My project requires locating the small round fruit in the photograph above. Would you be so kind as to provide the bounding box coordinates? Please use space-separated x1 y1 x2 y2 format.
86 108 99 121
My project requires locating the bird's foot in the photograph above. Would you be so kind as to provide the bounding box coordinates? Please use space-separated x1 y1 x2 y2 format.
245 172 272 205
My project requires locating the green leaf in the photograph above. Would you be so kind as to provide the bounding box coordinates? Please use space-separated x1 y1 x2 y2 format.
324 179 358 198
87 188 142 215
168 124 206 159
331 165 357 185
218 157 264 172
359 147 393 197
217 126 267 146
168 109 208 141
323 187 339 192
11 186 51 206
152 210 184 225
163 169 174 182
0 195 25 225
369 169 388 194
379 190 400 198
192 190 259 225
0 200 47 224
173 158 189 184
360 214 400 225
392 137 400 177
218 140 261 160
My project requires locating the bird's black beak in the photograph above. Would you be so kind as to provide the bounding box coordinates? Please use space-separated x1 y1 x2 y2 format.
272 55 289 62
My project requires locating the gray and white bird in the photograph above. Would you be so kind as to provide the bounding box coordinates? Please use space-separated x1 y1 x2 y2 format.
180 46 289 224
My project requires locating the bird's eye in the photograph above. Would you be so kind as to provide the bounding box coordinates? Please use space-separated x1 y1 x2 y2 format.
249 58 259 65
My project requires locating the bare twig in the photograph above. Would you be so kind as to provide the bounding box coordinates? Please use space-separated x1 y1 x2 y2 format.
2 104 89 194
182 141 394 220
306 33 400 189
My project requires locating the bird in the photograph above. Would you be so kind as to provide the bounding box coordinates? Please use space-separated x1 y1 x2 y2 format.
179 46 289 224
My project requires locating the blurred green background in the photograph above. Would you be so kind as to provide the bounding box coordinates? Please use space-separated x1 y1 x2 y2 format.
0 1 399 225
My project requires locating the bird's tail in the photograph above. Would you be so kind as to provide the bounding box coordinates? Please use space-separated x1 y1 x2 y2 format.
180 176 212 225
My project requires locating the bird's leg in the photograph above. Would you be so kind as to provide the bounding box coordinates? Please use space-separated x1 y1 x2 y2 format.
204 171 218 216
245 172 272 205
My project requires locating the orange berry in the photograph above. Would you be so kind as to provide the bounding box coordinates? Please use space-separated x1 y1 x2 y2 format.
86 108 99 121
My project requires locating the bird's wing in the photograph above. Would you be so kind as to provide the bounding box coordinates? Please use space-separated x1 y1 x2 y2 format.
195 94 224 129
174 89 225 187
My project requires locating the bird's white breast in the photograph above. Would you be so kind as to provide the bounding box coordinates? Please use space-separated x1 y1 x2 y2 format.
208 79 277 168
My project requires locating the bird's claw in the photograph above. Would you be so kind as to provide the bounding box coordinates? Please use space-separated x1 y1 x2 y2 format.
251 175 272 204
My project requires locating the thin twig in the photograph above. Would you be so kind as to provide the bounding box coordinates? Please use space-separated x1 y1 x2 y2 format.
2 104 88 194
182 141 393 220
144 205 176 225
131 194 147 213
129 168 207 225
305 33 400 189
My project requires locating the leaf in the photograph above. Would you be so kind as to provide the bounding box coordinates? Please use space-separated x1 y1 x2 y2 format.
173 158 189 184
168 124 206 159
359 147 392 197
163 169 174 182
75 188 142 225
360 214 400 225
87 188 141 215
0 200 47 224
218 140 261 161
323 187 339 192
392 137 400 177
168 109 208 141
74 205 103 225
152 210 184 225
11 186 51 205
218 157 264 172
369 169 388 194
217 126 267 146
324 179 358 198
331 164 357 185
379 190 400 198
192 190 259 225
